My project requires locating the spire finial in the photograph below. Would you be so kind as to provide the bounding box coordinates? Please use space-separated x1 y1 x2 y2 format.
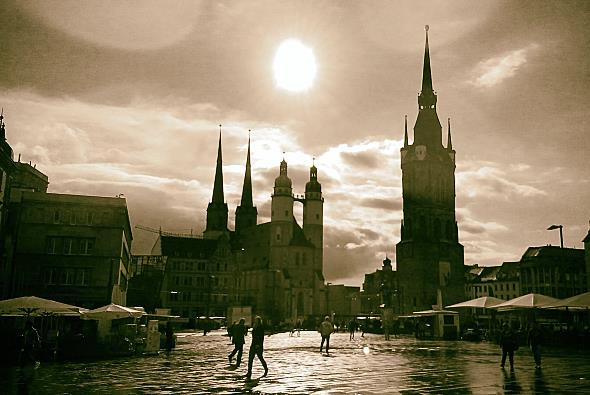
403 115 409 147
211 126 225 204
447 117 453 150
425 24 429 32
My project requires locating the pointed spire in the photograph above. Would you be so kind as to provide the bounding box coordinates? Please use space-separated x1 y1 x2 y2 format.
447 117 453 150
211 125 225 204
418 25 437 110
422 25 433 94
240 131 253 207
0 108 5 140
403 115 408 147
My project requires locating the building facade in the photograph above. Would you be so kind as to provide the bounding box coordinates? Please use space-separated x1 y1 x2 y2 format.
395 27 465 314
0 113 16 297
464 262 520 301
137 133 326 321
7 192 133 308
360 256 399 315
519 246 586 298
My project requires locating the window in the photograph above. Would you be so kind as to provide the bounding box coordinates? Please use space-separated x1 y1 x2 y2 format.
63 239 73 255
75 269 87 286
54 210 60 223
87 211 94 225
46 237 58 254
285 210 288 217
316 214 319 220
80 239 94 255
46 268 57 285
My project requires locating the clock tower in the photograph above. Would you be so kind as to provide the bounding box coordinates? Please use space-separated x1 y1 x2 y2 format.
396 26 464 314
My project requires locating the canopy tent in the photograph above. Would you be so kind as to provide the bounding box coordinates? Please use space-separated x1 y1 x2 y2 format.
82 303 144 320
412 309 458 315
0 296 86 316
545 292 590 309
491 293 560 310
446 296 505 309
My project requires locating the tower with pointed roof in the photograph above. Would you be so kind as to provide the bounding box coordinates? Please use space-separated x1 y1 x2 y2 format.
270 158 294 250
235 134 257 235
303 161 324 270
396 26 464 314
204 127 229 239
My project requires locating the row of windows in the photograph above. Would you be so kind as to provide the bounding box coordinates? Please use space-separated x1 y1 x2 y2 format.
170 261 228 272
44 267 90 286
471 283 517 293
46 237 95 255
25 207 123 226
172 276 230 288
168 292 230 303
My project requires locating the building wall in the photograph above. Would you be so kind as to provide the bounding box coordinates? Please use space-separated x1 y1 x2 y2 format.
519 246 586 298
8 192 132 308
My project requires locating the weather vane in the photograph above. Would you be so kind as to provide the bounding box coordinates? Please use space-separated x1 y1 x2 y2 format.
425 25 429 32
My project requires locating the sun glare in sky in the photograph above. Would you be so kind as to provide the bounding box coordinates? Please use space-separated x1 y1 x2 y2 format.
273 39 317 92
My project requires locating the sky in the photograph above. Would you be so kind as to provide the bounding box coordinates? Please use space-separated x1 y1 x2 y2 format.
1 0 588 286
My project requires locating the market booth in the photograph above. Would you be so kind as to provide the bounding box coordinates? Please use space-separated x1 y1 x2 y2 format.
410 309 460 340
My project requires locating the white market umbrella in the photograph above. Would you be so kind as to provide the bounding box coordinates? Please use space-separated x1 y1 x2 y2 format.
82 303 144 320
491 293 560 310
545 292 590 309
446 296 505 309
0 296 86 316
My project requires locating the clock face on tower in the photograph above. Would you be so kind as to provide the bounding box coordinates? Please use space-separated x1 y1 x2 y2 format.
415 145 427 160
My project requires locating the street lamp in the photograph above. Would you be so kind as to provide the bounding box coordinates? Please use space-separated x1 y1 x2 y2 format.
547 224 564 248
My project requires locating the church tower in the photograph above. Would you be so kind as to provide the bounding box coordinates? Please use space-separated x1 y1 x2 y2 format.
303 162 324 271
395 26 464 314
204 127 229 239
235 134 257 235
270 159 294 254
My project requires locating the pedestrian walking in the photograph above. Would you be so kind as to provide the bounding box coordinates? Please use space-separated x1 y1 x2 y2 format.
319 315 334 354
165 321 175 353
20 320 40 367
246 316 269 380
229 318 247 366
296 319 301 337
528 322 543 369
500 322 518 371
348 318 357 340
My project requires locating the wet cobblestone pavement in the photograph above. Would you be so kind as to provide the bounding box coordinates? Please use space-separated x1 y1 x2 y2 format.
2 329 590 394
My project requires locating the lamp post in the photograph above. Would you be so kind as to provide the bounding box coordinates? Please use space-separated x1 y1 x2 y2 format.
547 224 564 248
326 282 332 316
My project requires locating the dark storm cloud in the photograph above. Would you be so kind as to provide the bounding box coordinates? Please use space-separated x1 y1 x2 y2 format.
340 151 381 169
359 198 402 211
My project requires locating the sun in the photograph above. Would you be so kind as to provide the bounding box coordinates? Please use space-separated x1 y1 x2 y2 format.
273 39 317 92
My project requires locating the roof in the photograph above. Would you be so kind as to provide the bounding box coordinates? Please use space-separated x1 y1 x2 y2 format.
479 266 501 282
160 235 218 258
290 218 315 248
583 230 590 243
521 246 584 260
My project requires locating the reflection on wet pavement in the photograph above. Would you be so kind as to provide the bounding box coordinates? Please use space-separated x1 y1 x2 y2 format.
1 330 589 394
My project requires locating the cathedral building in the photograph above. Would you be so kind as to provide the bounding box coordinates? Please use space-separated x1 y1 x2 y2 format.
395 27 465 314
151 131 326 322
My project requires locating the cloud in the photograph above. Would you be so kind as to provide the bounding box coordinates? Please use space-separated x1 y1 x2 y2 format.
457 160 547 200
470 44 539 88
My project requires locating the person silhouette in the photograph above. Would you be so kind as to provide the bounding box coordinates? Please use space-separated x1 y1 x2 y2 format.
246 316 269 380
319 315 334 354
228 318 247 366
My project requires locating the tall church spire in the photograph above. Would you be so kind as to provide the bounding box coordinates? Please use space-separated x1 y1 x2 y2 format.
240 131 253 207
235 131 257 235
205 125 229 237
403 115 409 147
414 25 442 148
211 125 225 204
447 117 453 150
